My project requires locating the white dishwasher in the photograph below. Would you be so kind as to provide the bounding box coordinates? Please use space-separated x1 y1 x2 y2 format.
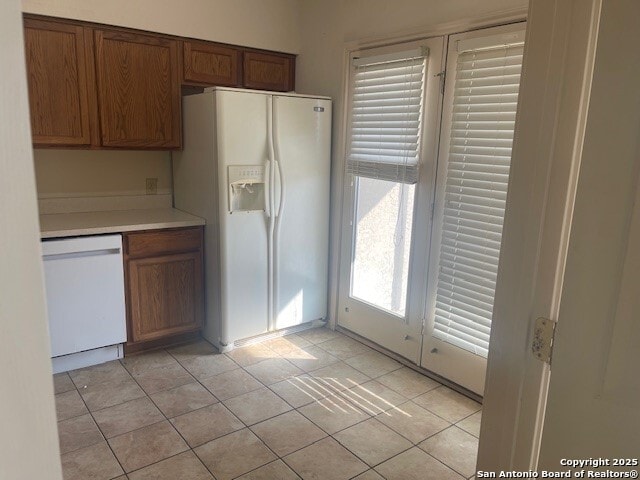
42 234 127 373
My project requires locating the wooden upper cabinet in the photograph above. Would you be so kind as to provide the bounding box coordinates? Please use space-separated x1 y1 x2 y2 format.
94 29 181 148
23 18 93 146
183 40 241 87
243 51 295 92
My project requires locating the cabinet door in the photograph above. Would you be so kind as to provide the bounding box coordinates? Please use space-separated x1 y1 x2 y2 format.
23 18 92 146
243 51 295 92
127 251 203 342
183 40 240 87
94 29 181 148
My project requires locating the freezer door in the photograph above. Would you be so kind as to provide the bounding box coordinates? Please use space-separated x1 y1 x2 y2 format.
272 95 332 329
216 90 271 344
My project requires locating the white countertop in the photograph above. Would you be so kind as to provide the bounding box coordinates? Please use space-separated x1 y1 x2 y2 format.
40 208 205 239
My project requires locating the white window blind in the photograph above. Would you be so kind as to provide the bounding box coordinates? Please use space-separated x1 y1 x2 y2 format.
432 40 524 357
346 48 427 184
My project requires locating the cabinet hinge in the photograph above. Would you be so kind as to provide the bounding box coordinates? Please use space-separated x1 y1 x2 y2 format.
430 202 435 221
532 317 556 365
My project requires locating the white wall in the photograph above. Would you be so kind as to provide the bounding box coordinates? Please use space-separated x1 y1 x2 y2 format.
0 1 62 479
34 150 172 198
295 0 528 327
22 0 302 53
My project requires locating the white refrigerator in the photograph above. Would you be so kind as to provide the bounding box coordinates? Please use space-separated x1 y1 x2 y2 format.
173 87 332 350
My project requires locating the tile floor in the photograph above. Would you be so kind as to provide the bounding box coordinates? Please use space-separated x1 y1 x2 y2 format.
53 327 482 480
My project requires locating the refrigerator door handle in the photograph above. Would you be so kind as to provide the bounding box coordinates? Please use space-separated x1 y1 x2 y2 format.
274 160 284 218
264 160 271 217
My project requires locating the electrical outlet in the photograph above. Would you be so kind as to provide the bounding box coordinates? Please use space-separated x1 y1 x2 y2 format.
145 177 158 195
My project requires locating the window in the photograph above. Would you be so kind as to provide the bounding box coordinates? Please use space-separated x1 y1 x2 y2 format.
346 46 427 316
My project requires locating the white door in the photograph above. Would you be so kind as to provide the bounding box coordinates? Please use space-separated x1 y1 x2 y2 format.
216 90 270 344
272 95 332 330
537 0 640 464
421 23 526 395
338 37 445 361
479 0 640 469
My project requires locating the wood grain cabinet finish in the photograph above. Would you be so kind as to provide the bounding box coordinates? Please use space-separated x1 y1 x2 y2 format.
183 40 241 87
94 29 181 148
23 18 93 146
124 227 204 349
243 51 295 92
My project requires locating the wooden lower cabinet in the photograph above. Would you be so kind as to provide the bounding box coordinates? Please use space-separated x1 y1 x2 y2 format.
124 227 204 352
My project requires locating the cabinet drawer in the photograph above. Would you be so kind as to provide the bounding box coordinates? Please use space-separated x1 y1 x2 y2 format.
125 227 202 258
183 40 240 87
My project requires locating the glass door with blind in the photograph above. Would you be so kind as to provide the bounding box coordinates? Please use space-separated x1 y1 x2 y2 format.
421 23 526 395
337 37 445 361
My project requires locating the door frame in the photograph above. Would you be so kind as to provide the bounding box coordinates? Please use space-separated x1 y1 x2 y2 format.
478 0 602 470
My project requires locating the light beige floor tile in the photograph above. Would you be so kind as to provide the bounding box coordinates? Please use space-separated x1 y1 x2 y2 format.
376 367 441 399
69 360 131 388
225 343 278 367
317 336 372 360
53 372 76 394
55 389 88 421
178 353 239 380
223 387 291 425
236 459 300 479
79 377 146 411
298 395 370 435
167 340 218 360
286 345 341 372
344 380 408 416
127 450 213 480
419 426 479 478
376 400 450 444
457 410 482 437
171 403 244 447
109 421 188 473
334 418 412 466
150 381 217 418
268 375 328 408
413 386 481 423
245 357 305 385
194 428 276 480
353 470 386 479
283 437 368 480
263 334 312 356
200 368 263 400
131 362 194 395
310 361 371 392
58 413 104 454
61 442 123 480
251 410 326 456
344 351 402 378
375 447 464 480
296 327 343 345
93 397 164 438
121 350 178 375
